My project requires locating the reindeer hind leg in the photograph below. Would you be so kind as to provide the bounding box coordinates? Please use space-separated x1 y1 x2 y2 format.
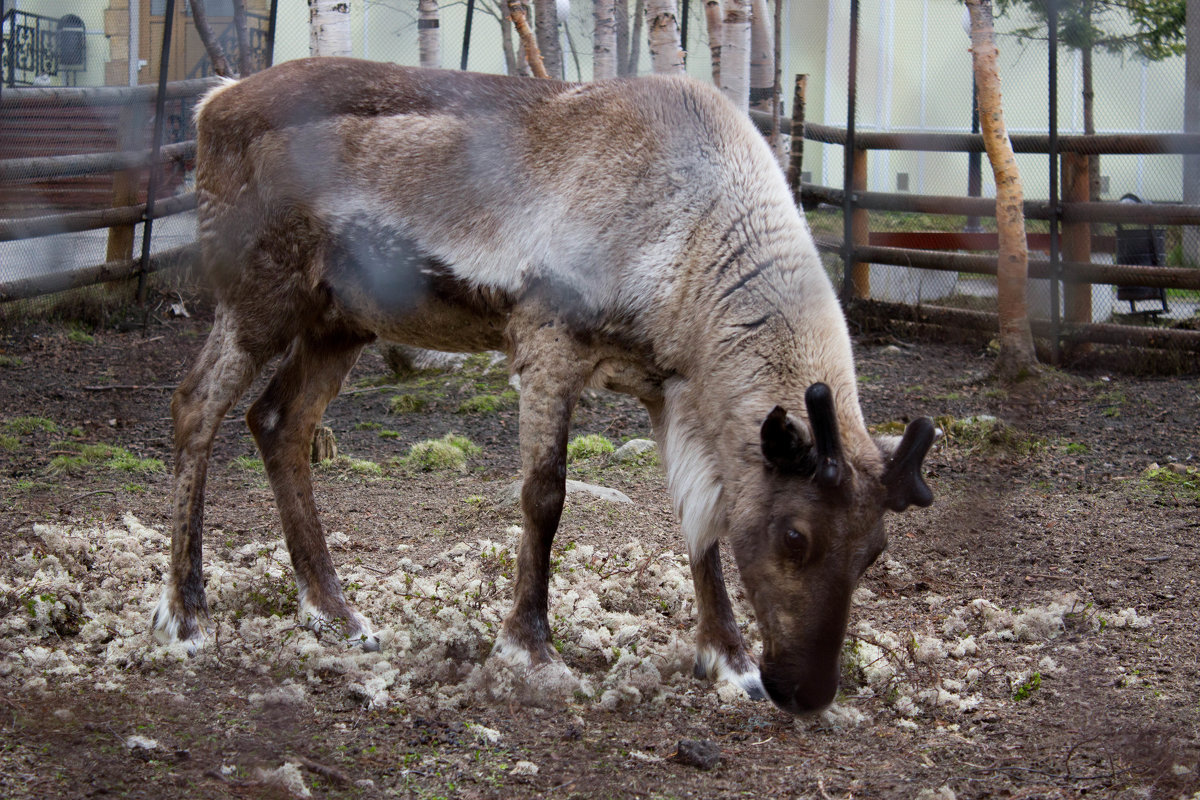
245 326 377 649
155 308 268 652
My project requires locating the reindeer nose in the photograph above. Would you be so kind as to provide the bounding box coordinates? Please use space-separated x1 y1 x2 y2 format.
761 664 839 715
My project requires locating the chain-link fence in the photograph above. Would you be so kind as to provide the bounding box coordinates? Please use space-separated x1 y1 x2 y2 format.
2 0 1198 359
793 0 1199 362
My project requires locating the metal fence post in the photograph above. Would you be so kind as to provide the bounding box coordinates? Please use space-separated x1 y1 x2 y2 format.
841 0 859 306
1048 0 1061 361
136 0 176 307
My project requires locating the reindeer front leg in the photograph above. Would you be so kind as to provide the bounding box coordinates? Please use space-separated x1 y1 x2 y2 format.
493 319 591 666
691 543 768 700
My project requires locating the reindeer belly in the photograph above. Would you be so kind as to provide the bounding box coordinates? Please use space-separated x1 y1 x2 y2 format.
324 218 511 352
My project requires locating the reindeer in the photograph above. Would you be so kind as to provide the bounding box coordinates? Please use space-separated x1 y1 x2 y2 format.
154 57 935 714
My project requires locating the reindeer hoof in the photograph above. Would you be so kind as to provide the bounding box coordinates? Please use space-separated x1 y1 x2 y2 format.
151 585 210 655
299 599 380 651
694 647 767 701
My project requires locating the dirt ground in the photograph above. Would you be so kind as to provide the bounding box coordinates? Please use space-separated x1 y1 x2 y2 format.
0 306 1198 800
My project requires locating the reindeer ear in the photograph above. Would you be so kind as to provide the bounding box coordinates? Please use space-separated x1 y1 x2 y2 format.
880 417 937 512
760 405 815 475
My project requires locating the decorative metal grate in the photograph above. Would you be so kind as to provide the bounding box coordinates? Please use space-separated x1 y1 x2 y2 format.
2 9 66 87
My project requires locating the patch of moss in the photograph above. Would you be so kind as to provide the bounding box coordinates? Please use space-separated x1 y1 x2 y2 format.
67 328 95 345
1143 465 1200 501
232 455 265 473
942 415 1044 457
389 393 430 414
455 390 518 415
46 442 164 476
5 416 58 435
105 450 165 475
869 420 906 436
400 433 480 472
567 433 616 463
0 433 18 452
0 355 23 368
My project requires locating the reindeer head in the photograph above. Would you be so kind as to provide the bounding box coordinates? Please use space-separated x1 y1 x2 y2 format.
728 383 936 715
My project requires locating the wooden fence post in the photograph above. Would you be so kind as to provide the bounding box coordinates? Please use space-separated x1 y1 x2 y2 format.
851 147 871 299
1061 152 1092 326
104 102 143 282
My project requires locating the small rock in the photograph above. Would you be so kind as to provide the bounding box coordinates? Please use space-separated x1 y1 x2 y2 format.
125 734 158 752
671 738 721 770
511 760 539 776
497 479 632 506
612 438 657 464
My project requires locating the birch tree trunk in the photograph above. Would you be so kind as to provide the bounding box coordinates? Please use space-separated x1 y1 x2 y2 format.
625 0 644 75
705 0 722 88
419 0 441 69
616 0 631 76
748 0 772 111
231 0 254 75
646 0 684 74
190 0 234 77
310 0 352 57
594 0 618 79
966 0 1038 381
720 0 750 112
502 10 521 75
534 0 563 77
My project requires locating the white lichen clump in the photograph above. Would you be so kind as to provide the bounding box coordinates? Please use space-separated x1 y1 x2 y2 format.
0 515 1156 734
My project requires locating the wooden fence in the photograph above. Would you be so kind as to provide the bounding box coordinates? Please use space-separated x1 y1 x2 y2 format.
3 77 1200 357
0 78 215 303
747 89 1200 355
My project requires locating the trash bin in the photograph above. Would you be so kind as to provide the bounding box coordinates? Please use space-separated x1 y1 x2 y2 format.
57 15 86 70
1115 193 1168 314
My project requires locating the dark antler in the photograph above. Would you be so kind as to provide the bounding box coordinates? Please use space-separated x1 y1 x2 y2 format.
804 383 844 489
881 417 936 512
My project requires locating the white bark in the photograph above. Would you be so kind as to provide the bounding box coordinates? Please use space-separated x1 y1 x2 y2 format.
720 0 750 111
534 0 563 77
594 0 618 79
309 0 352 57
419 0 441 69
646 0 684 74
704 0 722 87
748 0 772 111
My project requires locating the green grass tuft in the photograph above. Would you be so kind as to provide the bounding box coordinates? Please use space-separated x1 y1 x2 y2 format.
567 433 616 463
233 455 265 473
388 394 429 414
455 390 518 415
1143 465 1200 501
400 433 480 472
5 416 58 435
45 442 164 476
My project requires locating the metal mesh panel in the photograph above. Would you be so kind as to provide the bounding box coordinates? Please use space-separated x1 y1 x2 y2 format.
802 0 1197 355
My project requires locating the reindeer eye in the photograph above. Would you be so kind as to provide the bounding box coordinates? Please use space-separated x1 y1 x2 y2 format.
784 528 809 561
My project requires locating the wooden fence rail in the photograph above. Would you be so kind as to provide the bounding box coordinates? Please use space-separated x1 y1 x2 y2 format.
766 96 1200 353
